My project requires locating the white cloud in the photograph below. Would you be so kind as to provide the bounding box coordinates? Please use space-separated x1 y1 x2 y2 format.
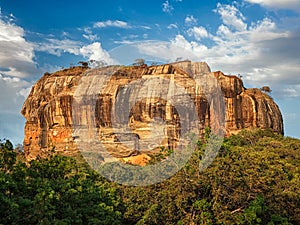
187 26 209 40
249 18 289 42
133 36 207 63
0 73 32 144
0 11 36 144
35 38 81 56
162 0 174 13
93 20 130 29
214 3 247 31
0 74 31 112
83 34 99 41
282 86 300 98
167 23 178 29
79 42 116 65
35 36 120 68
185 15 197 26
0 16 36 78
113 40 135 45
127 3 299 99
141 25 151 30
245 0 300 11
17 86 32 99
79 27 100 41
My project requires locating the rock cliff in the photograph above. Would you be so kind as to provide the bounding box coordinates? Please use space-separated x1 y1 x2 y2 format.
21 61 283 162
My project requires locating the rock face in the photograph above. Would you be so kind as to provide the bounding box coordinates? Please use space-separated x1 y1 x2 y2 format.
21 62 283 161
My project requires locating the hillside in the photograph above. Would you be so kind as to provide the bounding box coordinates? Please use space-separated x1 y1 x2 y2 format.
1 129 299 224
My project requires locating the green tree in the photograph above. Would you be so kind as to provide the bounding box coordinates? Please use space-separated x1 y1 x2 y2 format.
0 139 16 172
0 149 122 225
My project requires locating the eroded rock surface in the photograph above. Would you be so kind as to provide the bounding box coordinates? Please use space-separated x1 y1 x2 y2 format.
21 62 283 162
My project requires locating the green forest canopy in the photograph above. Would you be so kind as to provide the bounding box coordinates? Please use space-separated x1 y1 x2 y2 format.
0 129 299 225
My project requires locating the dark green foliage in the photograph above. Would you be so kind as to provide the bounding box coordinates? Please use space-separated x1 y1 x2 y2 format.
0 139 16 172
238 195 293 225
119 129 299 224
1 129 299 224
0 141 121 225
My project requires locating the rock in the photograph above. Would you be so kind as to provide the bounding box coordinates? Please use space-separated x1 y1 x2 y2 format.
21 62 284 163
21 67 85 160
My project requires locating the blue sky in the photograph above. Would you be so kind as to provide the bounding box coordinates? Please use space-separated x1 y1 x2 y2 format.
0 0 299 145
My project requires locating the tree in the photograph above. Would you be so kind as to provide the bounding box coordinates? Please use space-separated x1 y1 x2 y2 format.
261 86 272 93
133 58 145 66
78 61 89 68
1 130 298 224
0 153 122 225
120 129 298 224
0 139 15 172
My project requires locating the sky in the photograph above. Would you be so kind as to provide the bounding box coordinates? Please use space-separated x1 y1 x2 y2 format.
0 0 299 145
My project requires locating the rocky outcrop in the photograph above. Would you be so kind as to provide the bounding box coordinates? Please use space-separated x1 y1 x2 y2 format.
21 62 283 162
213 71 283 135
21 67 85 160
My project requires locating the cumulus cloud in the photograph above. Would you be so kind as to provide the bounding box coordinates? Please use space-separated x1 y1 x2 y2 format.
0 74 32 144
82 29 99 41
185 15 197 26
79 42 116 65
0 15 36 78
0 11 37 144
248 18 289 42
162 0 174 13
245 0 300 11
34 38 82 56
0 74 31 112
131 3 300 99
214 3 247 31
93 20 130 29
187 26 209 40
83 34 99 41
134 36 207 63
34 37 117 66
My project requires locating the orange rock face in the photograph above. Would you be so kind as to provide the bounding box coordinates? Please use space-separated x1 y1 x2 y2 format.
21 62 283 162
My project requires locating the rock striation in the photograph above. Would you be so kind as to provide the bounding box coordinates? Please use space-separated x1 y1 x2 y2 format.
21 61 283 162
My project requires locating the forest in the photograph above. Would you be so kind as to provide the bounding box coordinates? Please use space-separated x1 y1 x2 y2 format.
0 129 299 225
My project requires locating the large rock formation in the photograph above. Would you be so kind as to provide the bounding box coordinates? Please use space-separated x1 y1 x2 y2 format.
21 61 283 162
